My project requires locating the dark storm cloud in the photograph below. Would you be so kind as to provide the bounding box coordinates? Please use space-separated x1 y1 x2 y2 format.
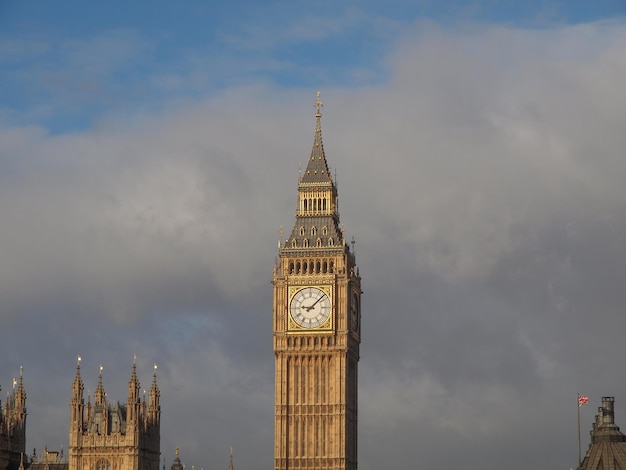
2 20 626 470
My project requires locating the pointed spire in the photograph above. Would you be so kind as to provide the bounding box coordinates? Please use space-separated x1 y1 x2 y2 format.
73 355 83 398
150 364 160 405
129 359 140 398
14 366 26 413
301 91 332 184
228 446 235 470
284 92 345 251
127 359 141 424
148 363 161 429
94 365 105 406
74 356 82 385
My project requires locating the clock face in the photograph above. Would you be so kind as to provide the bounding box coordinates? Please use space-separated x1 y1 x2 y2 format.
351 292 359 331
290 287 331 328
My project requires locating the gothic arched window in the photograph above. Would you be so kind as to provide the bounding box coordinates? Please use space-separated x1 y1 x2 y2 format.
97 460 111 470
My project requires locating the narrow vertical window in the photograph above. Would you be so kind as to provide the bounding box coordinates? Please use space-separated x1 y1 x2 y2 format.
302 363 307 402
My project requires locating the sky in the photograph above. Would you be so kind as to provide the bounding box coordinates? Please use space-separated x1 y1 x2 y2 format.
1 1 626 469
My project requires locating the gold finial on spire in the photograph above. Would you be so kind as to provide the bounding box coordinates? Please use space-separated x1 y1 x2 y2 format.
134 353 137 365
99 364 103 376
315 91 323 117
77 355 82 366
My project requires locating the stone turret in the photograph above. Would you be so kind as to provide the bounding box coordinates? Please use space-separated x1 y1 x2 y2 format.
580 397 626 469
68 359 161 470
127 361 141 425
170 448 183 470
228 447 235 470
147 365 161 431
0 368 27 470
69 359 84 451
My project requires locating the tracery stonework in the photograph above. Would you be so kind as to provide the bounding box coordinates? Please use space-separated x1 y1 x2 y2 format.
68 361 160 470
0 369 26 470
273 93 362 470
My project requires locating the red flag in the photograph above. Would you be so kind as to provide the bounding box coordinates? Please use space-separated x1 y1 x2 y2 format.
579 395 589 406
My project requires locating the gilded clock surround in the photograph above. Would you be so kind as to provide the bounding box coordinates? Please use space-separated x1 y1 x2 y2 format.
273 93 361 470
288 285 334 332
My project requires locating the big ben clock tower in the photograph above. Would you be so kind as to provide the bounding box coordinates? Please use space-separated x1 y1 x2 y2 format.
273 93 361 470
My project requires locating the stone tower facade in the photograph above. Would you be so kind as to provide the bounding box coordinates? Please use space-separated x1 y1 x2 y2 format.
68 361 160 470
273 93 362 470
580 397 626 470
0 369 26 470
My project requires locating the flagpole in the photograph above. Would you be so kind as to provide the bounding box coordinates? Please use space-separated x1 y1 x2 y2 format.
578 393 582 468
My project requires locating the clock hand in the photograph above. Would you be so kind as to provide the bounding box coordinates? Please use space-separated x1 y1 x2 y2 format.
304 295 323 311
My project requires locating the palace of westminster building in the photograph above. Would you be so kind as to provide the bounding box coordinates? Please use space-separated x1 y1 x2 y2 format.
0 93 363 470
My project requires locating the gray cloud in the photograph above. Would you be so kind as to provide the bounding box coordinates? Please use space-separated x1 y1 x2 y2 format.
2 19 626 470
